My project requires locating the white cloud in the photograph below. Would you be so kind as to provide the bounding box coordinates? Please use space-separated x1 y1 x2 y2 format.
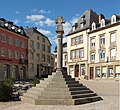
12 19 20 24
34 18 55 27
15 11 20 14
38 29 52 36
63 21 72 35
45 18 55 26
26 15 45 21
38 9 51 14
31 9 51 14
31 8 37 13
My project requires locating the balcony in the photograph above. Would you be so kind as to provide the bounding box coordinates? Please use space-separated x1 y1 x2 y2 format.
19 58 28 64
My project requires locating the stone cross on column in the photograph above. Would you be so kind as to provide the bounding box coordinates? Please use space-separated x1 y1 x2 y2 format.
55 16 65 72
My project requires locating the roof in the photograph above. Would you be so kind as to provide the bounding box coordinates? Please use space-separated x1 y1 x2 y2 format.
24 27 52 46
66 9 99 36
0 18 28 38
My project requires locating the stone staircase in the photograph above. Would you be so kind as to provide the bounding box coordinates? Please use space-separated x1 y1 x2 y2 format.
21 71 102 105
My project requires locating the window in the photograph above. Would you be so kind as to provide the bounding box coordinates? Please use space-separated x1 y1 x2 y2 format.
71 50 75 59
76 36 80 44
42 44 45 51
20 53 25 59
30 40 34 47
102 67 107 78
100 19 105 27
80 23 84 28
42 37 45 43
80 48 84 58
110 33 116 43
1 47 6 56
100 36 105 45
96 67 100 78
100 50 105 59
30 63 34 71
110 48 116 58
15 51 19 59
47 46 50 52
8 49 13 58
91 53 95 61
80 35 83 43
21 41 25 48
71 38 75 46
92 22 96 30
36 42 40 50
36 54 40 62
8 37 13 44
91 38 95 47
47 55 50 63
111 15 116 24
15 39 19 46
76 49 79 58
1 34 6 42
30 53 34 60
37 36 40 40
42 54 45 62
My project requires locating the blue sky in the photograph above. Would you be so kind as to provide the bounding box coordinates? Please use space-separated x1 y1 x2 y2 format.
0 0 119 52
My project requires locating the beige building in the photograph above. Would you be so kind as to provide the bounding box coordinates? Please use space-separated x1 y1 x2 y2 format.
67 9 120 80
25 27 52 79
88 14 120 79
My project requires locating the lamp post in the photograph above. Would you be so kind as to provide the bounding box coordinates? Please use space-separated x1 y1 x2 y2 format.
55 16 65 72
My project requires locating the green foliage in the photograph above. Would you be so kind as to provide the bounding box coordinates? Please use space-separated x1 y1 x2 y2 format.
31 77 40 86
0 79 14 101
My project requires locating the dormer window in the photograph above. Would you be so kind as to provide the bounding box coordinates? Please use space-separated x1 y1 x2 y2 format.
100 19 105 27
11 26 15 30
111 15 116 24
4 23 8 27
18 29 21 32
92 22 96 30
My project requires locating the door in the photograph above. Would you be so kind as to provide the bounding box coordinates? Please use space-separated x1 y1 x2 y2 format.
90 67 94 79
37 64 39 77
75 65 79 77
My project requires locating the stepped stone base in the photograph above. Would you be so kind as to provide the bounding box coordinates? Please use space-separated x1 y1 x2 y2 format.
21 71 102 105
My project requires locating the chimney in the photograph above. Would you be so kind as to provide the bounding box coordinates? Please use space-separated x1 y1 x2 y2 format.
99 14 105 23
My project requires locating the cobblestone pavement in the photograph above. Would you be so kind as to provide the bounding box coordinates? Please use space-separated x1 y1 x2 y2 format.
0 80 119 110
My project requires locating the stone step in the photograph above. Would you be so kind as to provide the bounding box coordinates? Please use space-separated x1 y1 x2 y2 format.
74 96 102 105
21 96 36 104
23 92 39 99
72 93 97 99
35 99 74 105
69 86 89 91
67 83 83 87
44 87 69 91
66 80 79 84
41 91 71 95
27 89 42 95
71 90 93 95
38 94 72 99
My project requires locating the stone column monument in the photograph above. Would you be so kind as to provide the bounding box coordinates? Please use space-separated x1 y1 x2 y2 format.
21 16 102 105
55 16 65 72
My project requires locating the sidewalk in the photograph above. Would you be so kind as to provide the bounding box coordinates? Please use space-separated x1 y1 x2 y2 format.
0 80 119 110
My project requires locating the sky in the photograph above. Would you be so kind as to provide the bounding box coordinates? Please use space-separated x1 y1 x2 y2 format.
0 0 119 53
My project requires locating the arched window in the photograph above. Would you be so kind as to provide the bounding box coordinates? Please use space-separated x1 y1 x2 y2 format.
111 15 116 24
92 22 96 30
100 19 105 27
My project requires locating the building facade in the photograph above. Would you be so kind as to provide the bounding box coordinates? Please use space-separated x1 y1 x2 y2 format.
88 14 120 79
25 27 52 79
0 18 28 80
67 9 120 80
